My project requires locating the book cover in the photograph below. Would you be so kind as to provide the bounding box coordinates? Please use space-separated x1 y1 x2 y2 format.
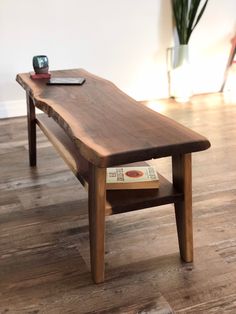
106 166 159 190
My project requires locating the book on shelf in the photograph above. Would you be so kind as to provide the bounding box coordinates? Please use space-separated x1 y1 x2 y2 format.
106 166 159 190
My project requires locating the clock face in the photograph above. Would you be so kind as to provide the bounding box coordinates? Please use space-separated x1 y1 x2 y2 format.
37 56 48 68
32 55 49 74
33 55 48 69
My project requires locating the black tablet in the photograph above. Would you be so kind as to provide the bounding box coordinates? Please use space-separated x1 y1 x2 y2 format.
47 77 86 85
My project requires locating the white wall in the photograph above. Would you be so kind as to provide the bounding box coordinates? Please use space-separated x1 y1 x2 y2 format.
0 0 235 118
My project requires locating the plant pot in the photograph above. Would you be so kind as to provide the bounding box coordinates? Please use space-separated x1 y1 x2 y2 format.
174 44 189 67
168 45 192 102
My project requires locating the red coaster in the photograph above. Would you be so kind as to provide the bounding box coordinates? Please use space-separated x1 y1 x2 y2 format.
30 72 51 79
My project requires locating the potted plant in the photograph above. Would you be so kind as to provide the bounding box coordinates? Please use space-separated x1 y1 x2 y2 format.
170 0 209 101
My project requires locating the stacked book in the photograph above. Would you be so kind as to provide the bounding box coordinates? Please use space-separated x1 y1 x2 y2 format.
106 166 159 190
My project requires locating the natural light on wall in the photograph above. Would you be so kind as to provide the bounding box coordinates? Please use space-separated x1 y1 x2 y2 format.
129 50 228 104
224 61 236 103
191 54 227 94
128 57 169 101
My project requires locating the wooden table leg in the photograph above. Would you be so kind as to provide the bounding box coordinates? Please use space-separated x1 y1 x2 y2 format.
88 163 106 283
26 93 37 167
172 153 193 262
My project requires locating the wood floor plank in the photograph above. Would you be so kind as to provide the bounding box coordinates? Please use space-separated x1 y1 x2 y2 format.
0 93 236 313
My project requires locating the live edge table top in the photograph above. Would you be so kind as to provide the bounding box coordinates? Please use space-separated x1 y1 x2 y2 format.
16 69 210 167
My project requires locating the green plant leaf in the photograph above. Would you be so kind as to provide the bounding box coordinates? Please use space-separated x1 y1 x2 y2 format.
188 0 201 38
171 0 209 44
172 0 182 43
189 0 209 40
181 0 188 44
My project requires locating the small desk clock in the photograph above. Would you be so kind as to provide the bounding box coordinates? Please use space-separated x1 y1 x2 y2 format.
32 55 49 74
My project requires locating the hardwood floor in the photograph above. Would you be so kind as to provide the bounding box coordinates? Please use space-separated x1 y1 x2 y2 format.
0 93 236 313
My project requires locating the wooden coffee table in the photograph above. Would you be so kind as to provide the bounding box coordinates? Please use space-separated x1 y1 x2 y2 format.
16 69 210 283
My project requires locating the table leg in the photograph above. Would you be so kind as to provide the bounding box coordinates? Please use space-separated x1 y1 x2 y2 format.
26 93 37 167
172 153 193 262
88 163 106 283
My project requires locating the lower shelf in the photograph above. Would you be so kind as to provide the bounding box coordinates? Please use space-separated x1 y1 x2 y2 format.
36 114 183 215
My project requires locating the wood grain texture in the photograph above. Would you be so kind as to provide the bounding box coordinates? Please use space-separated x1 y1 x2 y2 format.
90 295 174 313
88 163 106 283
16 69 210 167
172 153 193 262
0 93 234 313
26 94 36 166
